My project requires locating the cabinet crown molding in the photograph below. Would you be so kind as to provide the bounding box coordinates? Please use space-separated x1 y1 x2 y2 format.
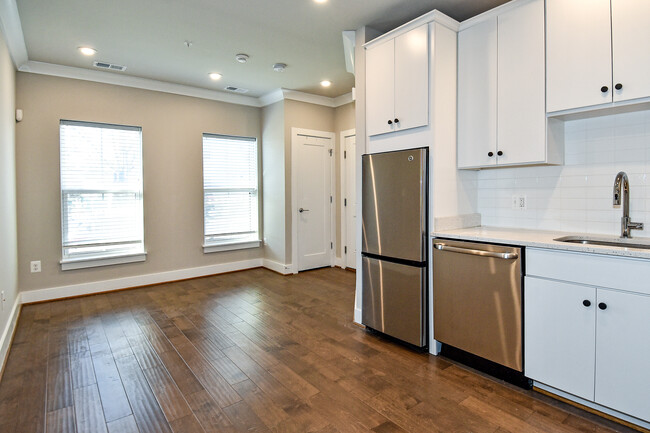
364 10 459 49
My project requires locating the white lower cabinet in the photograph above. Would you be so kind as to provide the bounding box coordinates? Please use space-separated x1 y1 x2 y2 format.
594 289 650 422
524 277 596 401
525 249 650 424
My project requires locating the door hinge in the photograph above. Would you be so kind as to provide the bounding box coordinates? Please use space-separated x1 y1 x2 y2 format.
344 198 347 206
331 242 333 249
329 149 333 157
344 151 346 159
344 246 347 254
330 196 332 203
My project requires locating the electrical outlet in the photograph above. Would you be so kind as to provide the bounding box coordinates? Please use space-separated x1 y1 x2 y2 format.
511 194 527 210
30 260 41 273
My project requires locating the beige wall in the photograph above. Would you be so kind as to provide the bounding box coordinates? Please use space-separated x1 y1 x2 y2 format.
261 101 285 264
16 73 263 292
0 30 18 344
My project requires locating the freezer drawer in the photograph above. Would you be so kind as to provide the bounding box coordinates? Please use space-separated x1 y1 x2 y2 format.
362 256 426 347
361 148 427 262
433 239 522 371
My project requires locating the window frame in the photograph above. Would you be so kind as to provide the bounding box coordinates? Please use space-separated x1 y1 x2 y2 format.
201 133 262 253
59 119 146 270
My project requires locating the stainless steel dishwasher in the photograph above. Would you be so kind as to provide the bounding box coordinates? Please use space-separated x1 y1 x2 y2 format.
433 239 523 372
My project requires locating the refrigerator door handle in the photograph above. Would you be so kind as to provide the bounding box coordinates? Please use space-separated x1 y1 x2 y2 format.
433 243 519 260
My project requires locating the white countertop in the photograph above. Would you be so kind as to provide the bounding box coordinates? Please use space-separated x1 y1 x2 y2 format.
432 226 650 260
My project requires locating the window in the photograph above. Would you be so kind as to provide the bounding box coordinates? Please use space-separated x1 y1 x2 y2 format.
60 120 145 269
202 134 260 252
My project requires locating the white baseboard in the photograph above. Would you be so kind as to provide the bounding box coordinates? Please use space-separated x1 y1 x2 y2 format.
534 382 650 430
335 256 345 268
21 259 264 304
262 259 292 275
0 295 22 379
354 307 362 325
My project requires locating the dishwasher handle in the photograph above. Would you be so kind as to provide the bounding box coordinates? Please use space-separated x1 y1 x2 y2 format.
433 243 519 260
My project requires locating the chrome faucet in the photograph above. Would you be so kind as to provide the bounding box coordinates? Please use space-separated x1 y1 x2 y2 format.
613 171 644 238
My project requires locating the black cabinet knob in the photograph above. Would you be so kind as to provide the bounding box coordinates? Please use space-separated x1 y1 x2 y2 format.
598 302 607 310
387 120 393 125
488 151 494 157
394 118 400 123
497 150 503 156
615 83 623 90
583 300 591 307
601 86 609 93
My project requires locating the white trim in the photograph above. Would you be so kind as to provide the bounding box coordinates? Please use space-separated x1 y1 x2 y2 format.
459 0 535 30
334 256 345 268
0 295 21 379
259 89 354 108
21 259 263 304
203 240 261 254
342 30 356 74
291 128 336 274
262 259 292 275
364 10 459 49
353 307 362 325
339 128 356 270
19 61 263 107
61 252 147 271
534 382 650 430
0 0 28 67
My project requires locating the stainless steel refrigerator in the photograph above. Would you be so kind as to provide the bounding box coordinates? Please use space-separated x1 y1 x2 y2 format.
361 147 427 348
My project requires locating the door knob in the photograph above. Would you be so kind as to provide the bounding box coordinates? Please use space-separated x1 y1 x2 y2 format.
299 208 310 213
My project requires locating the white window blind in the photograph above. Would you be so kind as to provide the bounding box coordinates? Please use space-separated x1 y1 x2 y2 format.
202 134 259 247
60 120 144 261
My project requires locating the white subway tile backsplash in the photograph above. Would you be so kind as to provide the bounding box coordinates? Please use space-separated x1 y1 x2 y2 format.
478 110 650 236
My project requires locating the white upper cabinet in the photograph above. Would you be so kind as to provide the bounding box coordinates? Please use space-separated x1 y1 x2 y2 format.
547 0 650 113
458 0 555 169
366 24 429 137
457 17 497 168
611 0 650 103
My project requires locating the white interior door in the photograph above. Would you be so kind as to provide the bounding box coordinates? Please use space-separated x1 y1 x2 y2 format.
296 134 332 271
344 134 357 269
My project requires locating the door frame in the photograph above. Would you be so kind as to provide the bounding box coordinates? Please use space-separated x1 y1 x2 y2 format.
339 128 356 269
291 127 336 274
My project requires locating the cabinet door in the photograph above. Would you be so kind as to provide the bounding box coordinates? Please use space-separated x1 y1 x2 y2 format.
612 0 650 103
366 39 395 136
524 277 596 401
394 24 429 133
546 0 612 113
457 17 497 168
595 289 650 422
497 0 545 165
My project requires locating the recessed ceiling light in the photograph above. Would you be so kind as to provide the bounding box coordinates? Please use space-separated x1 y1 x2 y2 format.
273 63 287 72
78 46 97 56
314 0 327 3
209 73 222 80
320 80 332 87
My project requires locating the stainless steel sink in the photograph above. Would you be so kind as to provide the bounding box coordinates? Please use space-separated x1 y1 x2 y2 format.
554 235 650 250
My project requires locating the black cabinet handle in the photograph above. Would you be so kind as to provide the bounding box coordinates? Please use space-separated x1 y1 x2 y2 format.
601 86 609 93
497 151 503 156
387 120 393 125
615 83 623 90
394 118 399 123
583 300 591 307
488 152 494 157
598 302 607 310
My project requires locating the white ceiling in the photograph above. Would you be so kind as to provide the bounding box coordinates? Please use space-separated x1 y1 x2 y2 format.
11 0 510 99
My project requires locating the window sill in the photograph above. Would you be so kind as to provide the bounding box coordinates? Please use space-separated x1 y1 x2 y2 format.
203 240 261 254
60 252 147 271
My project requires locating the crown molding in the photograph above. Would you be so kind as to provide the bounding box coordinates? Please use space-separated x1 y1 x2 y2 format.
19 61 263 107
259 89 353 108
0 0 28 67
259 89 284 107
364 9 459 49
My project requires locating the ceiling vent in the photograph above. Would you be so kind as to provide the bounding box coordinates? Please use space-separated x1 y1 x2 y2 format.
224 86 249 93
93 61 127 72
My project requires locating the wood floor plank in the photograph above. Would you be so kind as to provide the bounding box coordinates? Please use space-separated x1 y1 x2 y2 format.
0 268 636 433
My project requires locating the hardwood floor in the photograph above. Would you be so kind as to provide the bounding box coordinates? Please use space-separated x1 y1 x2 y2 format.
0 267 637 433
